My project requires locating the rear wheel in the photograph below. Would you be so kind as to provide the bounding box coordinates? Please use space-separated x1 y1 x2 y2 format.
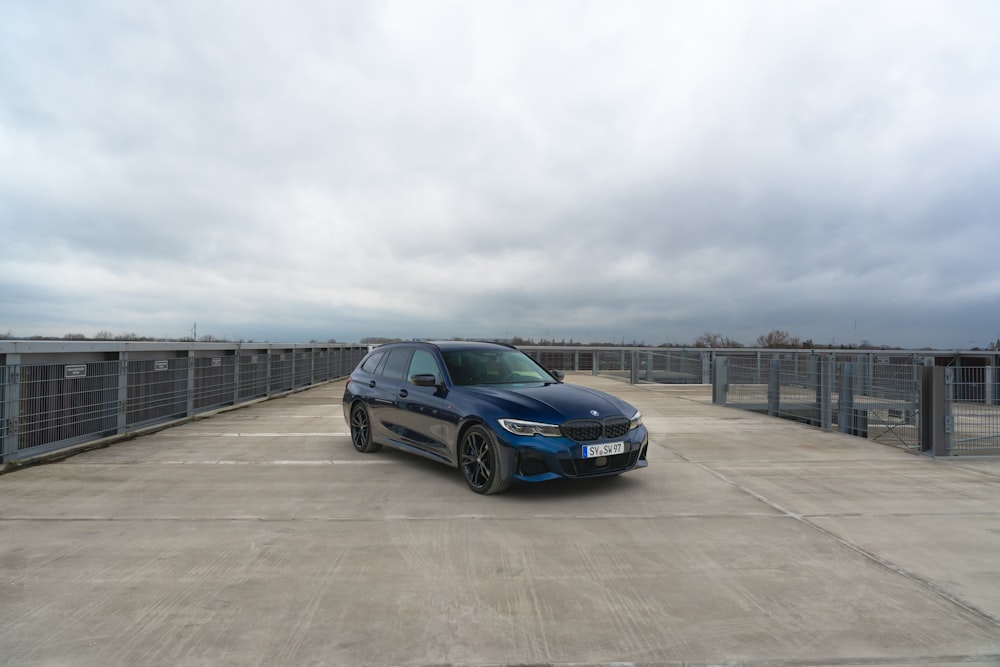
350 403 381 453
459 425 509 495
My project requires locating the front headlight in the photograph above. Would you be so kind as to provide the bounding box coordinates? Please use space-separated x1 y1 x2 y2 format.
629 410 643 430
498 418 562 437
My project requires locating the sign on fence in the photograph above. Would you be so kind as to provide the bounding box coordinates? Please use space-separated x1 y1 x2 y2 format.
64 364 87 378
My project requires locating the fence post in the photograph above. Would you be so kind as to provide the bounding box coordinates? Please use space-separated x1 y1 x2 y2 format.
808 354 818 426
818 356 833 430
233 348 242 405
767 356 781 417
266 348 274 396
186 351 196 416
592 351 599 376
117 352 128 435
712 357 728 405
838 362 856 434
702 352 712 384
865 353 874 400
985 366 994 407
630 351 639 384
920 365 949 456
1 354 21 464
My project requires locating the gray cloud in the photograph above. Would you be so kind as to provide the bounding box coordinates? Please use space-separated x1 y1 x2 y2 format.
2 1 999 348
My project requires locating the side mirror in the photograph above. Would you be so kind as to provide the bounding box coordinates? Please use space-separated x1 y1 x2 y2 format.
551 369 565 381
410 373 440 387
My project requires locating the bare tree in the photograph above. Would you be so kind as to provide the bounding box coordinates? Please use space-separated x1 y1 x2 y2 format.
694 332 743 348
755 330 801 348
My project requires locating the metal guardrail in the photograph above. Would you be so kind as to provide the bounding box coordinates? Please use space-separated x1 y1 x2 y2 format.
4 342 996 463
947 366 1000 455
521 346 1000 456
522 347 711 383
711 353 999 457
1 341 367 465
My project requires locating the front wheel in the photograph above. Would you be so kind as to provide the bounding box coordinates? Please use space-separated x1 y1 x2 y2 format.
459 425 510 495
350 403 381 453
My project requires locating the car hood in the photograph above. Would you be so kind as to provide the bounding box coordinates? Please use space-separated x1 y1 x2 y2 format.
459 382 635 422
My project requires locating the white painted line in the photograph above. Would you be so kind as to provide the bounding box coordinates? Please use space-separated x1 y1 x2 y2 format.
166 432 350 437
154 460 398 465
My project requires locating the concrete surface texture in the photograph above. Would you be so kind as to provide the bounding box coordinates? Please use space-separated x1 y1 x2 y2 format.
1 374 999 667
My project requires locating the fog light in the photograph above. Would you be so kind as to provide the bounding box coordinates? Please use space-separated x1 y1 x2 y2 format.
518 452 549 476
594 456 608 467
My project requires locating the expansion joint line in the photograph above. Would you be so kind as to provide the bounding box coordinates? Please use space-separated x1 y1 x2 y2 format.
681 454 1000 631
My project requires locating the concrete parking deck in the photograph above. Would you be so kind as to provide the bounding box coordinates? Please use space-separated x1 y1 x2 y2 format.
1 374 999 667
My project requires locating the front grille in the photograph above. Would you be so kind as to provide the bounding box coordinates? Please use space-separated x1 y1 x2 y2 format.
560 416 631 442
603 416 630 439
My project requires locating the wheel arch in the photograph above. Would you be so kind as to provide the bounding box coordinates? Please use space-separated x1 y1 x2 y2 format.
453 416 488 467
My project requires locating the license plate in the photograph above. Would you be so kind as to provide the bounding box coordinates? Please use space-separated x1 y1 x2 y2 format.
582 442 625 458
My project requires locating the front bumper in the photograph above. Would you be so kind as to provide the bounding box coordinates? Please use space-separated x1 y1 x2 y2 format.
495 425 649 483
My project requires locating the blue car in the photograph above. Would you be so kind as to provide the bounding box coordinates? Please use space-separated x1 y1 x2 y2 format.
342 341 648 494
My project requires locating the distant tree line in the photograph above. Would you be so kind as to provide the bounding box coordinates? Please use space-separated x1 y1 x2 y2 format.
0 331 339 344
3 329 998 351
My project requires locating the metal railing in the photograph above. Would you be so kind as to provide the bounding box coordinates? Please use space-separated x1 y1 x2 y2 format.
711 352 999 457
5 341 996 463
522 347 711 384
1 341 366 464
521 346 1000 456
947 366 1000 455
720 353 923 450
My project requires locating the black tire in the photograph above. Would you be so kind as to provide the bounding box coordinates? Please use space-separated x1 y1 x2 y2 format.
459 425 510 495
350 403 381 453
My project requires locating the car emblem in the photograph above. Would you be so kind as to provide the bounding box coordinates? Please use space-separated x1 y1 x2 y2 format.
590 409 600 417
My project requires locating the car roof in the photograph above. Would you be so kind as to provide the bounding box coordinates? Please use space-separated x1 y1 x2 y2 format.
376 340 517 353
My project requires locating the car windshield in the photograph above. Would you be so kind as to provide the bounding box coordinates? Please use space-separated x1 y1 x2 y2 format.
442 349 556 386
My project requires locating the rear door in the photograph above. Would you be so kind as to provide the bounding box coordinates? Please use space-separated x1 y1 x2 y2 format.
367 346 412 444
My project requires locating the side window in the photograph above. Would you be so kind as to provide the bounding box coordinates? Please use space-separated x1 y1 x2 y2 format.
380 348 411 380
407 349 440 383
360 350 385 373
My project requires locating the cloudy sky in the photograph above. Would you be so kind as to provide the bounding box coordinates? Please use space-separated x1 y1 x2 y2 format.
2 1 998 348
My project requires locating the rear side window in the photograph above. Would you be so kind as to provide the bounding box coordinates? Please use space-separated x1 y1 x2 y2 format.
380 348 411 380
360 350 385 373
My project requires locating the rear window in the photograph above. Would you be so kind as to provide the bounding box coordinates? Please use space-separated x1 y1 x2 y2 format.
360 350 385 373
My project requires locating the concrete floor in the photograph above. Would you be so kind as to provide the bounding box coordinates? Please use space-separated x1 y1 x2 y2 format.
1 374 999 667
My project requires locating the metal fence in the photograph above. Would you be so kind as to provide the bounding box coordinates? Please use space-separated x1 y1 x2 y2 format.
1 341 367 464
520 346 1000 457
5 342 996 463
718 353 923 450
522 347 711 384
717 352 1000 457
947 365 1000 455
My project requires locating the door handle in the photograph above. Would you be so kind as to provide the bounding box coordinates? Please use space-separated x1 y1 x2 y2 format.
398 389 408 398
368 380 376 388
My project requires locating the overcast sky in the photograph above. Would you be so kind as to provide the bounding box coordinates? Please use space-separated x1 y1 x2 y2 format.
2 1 998 348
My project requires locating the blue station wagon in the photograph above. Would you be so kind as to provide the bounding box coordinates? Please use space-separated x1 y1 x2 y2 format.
342 341 648 494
